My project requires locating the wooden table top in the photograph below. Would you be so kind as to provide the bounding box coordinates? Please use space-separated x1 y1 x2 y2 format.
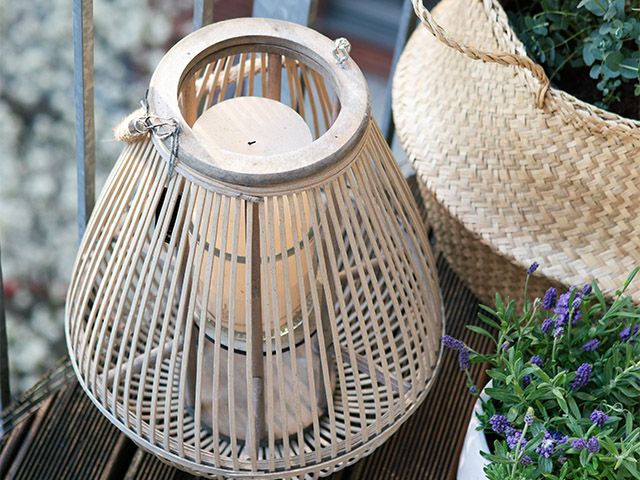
0 254 491 480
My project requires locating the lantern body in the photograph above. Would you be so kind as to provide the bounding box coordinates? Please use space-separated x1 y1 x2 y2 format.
66 18 443 479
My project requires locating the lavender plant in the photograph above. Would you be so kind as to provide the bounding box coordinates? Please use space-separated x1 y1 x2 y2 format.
445 265 640 479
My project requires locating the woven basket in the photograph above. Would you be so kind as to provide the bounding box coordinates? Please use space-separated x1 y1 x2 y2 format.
393 0 640 305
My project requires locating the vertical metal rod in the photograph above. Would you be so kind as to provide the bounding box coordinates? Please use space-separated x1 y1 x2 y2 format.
0 243 11 420
73 0 96 241
252 0 314 25
193 0 215 30
381 0 417 145
250 202 264 457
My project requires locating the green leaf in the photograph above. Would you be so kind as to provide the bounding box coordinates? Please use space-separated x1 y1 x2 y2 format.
479 304 499 317
579 0 608 17
466 325 497 344
486 387 520 403
583 44 597 65
553 388 569 413
533 366 552 383
567 396 582 419
480 452 512 464
623 461 640 478
478 313 501 330
592 281 607 309
622 267 640 293
539 456 554 473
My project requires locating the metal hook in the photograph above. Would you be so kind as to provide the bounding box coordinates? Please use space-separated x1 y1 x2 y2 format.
332 37 351 66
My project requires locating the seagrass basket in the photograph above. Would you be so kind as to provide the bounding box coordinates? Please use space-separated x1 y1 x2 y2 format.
394 0 640 305
65 18 443 479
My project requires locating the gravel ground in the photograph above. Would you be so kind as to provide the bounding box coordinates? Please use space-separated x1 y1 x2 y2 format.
0 0 188 394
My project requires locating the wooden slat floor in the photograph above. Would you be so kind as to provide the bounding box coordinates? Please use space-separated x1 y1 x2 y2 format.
0 254 491 479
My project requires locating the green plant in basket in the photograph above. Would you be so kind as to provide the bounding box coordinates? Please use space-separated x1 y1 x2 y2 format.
506 0 639 118
444 263 640 479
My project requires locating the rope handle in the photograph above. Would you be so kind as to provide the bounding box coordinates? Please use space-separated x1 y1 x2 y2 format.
411 0 550 108
114 96 181 181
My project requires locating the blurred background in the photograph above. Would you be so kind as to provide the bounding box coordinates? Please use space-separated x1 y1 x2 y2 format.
0 0 405 393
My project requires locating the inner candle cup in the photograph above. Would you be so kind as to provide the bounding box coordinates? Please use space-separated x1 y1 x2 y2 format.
185 96 334 442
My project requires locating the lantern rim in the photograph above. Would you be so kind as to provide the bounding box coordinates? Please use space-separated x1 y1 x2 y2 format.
148 17 370 188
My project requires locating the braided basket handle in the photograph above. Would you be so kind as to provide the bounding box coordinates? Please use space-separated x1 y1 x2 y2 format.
411 0 550 108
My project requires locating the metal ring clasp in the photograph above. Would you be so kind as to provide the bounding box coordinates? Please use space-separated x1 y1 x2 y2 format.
332 37 351 66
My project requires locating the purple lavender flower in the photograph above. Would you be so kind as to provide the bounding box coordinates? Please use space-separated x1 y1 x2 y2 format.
489 415 511 434
442 336 472 372
536 431 556 458
590 409 608 427
501 341 510 350
554 291 571 319
572 297 582 310
458 347 470 371
582 338 601 352
530 355 544 368
524 408 535 426
553 326 564 338
469 385 478 394
571 438 587 450
541 318 553 334
582 284 592 296
528 262 539 274
551 431 568 445
507 430 527 450
570 363 592 390
587 437 600 454
620 326 632 342
520 455 533 466
542 287 557 309
572 308 582 326
522 375 531 388
442 335 464 350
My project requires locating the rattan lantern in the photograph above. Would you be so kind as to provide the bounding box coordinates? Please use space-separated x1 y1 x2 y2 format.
65 18 443 479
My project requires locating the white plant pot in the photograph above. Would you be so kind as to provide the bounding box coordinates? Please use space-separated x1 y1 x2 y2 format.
457 383 491 480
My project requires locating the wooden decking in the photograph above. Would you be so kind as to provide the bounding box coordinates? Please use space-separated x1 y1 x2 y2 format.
0 254 491 479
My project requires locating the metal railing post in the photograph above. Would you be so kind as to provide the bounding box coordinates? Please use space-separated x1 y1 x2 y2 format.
73 0 96 242
193 0 215 30
252 0 314 25
381 0 418 145
0 243 11 424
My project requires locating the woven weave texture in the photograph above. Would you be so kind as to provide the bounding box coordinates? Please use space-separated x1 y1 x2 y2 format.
393 0 640 305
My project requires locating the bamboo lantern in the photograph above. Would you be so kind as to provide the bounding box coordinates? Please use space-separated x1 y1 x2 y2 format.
65 18 443 479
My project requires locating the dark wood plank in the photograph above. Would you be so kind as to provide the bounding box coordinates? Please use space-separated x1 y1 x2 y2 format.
6 383 132 480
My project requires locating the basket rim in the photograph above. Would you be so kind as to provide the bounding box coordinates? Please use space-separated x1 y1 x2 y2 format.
483 0 640 132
